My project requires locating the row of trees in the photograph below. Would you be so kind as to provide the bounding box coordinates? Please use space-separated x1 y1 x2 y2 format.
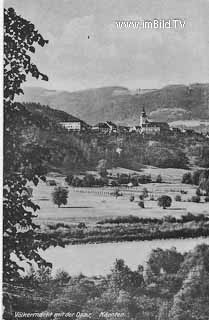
65 173 162 187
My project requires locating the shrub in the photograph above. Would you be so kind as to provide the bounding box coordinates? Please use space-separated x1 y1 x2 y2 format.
205 196 209 202
65 174 74 185
156 174 162 183
139 194 144 200
157 195 172 209
192 170 202 185
77 222 87 229
196 188 203 196
142 187 149 198
180 190 188 194
52 186 68 208
191 195 201 203
129 195 135 202
82 174 96 187
137 174 152 184
138 201 145 208
175 195 182 202
182 172 192 184
111 180 119 187
97 159 108 177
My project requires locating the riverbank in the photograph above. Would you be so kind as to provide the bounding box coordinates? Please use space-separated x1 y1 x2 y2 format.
38 213 209 245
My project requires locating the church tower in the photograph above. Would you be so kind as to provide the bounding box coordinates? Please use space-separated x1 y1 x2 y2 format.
140 107 148 126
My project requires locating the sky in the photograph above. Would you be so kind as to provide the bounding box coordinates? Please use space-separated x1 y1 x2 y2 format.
4 0 209 91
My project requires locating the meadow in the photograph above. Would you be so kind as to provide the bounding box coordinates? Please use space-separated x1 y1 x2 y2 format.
33 167 209 227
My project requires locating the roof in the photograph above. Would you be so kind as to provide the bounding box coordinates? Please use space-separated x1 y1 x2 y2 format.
106 121 117 127
142 121 169 128
97 122 110 128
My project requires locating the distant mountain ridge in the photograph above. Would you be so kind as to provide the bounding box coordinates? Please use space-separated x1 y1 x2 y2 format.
17 83 209 125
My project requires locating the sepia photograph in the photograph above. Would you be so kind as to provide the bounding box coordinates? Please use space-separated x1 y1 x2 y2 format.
3 0 209 319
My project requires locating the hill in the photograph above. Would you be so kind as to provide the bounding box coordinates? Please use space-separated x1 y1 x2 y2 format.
17 83 209 125
18 102 209 173
24 102 88 125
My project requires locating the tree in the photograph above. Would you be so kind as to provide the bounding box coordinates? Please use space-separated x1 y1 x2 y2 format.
156 174 162 183
52 187 68 208
175 195 181 202
158 195 172 209
3 7 53 283
196 188 202 196
182 172 192 184
65 174 74 185
138 201 145 208
129 195 134 202
96 159 108 177
191 195 200 203
142 187 149 198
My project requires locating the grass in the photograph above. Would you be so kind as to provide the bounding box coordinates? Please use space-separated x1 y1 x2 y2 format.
32 177 209 227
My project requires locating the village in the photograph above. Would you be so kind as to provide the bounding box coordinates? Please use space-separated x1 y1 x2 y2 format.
59 107 208 137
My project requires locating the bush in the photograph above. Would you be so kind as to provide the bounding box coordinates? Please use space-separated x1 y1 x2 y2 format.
157 195 172 209
137 174 152 184
150 194 155 201
196 188 203 196
156 174 162 183
65 174 74 185
180 190 188 194
175 195 181 202
138 201 145 208
129 195 135 202
77 222 87 229
182 172 192 184
52 186 68 208
205 196 209 202
191 195 201 203
111 180 119 187
139 194 144 200
142 187 149 198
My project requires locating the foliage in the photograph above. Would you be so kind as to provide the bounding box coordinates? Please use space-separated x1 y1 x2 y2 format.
156 174 162 183
158 195 172 209
65 174 74 185
175 195 181 202
96 159 108 177
144 145 189 169
191 195 200 203
129 195 134 202
142 187 149 198
5 245 209 320
3 7 53 282
205 196 209 202
138 201 145 208
52 187 68 207
182 172 192 184
196 145 209 168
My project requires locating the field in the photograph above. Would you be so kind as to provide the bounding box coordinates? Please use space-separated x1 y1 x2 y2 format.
32 168 209 226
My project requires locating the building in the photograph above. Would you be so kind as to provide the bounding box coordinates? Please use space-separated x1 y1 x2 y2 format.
139 107 169 134
59 120 89 132
93 121 118 133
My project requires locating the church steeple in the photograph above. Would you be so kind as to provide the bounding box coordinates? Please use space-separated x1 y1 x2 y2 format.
140 107 148 126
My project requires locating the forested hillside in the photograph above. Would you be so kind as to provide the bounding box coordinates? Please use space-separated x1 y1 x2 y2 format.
20 103 209 173
17 83 209 125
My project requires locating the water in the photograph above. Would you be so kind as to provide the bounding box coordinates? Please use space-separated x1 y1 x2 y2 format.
41 237 209 276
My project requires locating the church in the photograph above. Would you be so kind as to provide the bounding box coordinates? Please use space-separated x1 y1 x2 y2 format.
139 107 169 134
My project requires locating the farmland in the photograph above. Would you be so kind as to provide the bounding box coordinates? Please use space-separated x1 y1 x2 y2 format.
34 176 208 225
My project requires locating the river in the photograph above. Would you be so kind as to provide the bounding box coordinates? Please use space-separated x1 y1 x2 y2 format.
40 237 209 276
